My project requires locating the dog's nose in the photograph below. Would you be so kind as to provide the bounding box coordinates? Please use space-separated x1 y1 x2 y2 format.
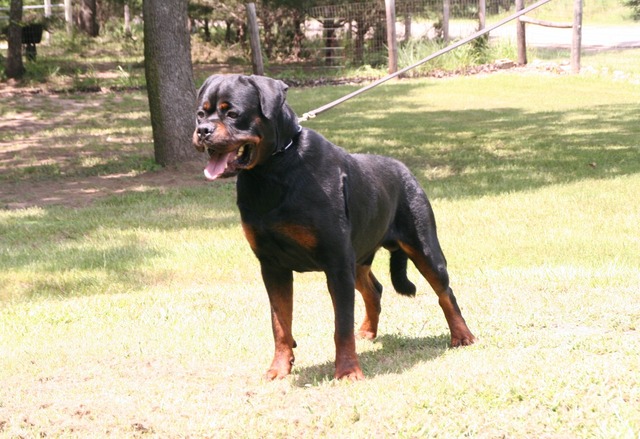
196 123 215 140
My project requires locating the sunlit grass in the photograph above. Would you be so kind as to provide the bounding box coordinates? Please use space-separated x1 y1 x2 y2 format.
1 71 639 437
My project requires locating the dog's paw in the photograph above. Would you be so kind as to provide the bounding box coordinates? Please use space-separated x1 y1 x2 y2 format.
334 359 365 381
266 354 294 380
450 332 476 347
356 329 377 340
265 367 289 380
334 367 365 381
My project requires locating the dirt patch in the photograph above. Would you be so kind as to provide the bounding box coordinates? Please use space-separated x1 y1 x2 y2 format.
0 86 213 210
1 161 210 209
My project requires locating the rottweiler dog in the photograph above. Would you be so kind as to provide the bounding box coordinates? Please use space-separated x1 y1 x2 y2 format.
193 74 475 380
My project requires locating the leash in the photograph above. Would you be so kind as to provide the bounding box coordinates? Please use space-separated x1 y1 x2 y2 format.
298 0 554 123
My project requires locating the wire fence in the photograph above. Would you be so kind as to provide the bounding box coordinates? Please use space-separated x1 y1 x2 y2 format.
302 0 516 67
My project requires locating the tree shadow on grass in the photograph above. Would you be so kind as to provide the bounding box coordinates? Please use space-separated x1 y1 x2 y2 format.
304 94 640 200
293 333 451 386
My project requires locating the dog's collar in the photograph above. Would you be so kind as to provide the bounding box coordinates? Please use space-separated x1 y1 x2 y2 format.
273 125 302 156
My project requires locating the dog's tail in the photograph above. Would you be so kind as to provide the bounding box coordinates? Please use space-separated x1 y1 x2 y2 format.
390 249 416 296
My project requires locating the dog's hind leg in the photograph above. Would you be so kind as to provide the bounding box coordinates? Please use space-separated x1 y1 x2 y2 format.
261 264 296 380
398 239 476 348
355 264 383 340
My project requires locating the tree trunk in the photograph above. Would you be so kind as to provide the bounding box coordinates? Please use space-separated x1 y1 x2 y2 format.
78 0 100 37
5 0 25 79
143 0 198 167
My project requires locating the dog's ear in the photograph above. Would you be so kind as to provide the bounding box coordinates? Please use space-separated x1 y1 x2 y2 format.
247 75 288 121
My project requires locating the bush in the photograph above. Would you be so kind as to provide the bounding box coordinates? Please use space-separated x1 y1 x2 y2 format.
624 0 640 19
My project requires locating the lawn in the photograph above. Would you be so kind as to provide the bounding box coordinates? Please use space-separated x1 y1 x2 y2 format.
1 70 639 437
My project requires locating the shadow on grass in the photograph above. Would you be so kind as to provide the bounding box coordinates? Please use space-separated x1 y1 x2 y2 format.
2 81 639 300
293 333 451 386
305 96 640 199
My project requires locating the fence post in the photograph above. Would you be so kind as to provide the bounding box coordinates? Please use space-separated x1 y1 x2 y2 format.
44 0 52 43
64 0 72 36
478 0 486 30
442 0 450 42
516 0 527 64
571 0 582 73
246 3 264 76
385 0 398 75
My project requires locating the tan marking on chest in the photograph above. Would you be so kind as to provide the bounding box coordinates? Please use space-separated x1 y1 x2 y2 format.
241 222 258 251
273 223 318 250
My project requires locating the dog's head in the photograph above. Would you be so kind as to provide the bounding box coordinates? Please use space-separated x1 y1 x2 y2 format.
193 74 299 180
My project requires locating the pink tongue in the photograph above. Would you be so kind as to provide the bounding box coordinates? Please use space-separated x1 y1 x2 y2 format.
204 152 233 180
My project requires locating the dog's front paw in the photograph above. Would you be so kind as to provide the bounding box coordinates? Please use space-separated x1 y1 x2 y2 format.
334 357 364 381
335 367 365 381
266 354 294 380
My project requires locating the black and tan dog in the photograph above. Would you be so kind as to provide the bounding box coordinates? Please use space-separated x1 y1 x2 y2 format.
193 74 475 380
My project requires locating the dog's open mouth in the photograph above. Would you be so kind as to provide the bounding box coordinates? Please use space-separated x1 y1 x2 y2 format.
204 143 255 180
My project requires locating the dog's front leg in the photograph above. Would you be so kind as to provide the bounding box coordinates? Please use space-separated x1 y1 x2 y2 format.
261 264 296 380
326 266 365 381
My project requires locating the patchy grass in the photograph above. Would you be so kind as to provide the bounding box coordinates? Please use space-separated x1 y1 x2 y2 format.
533 47 640 76
1 71 639 437
0 93 157 182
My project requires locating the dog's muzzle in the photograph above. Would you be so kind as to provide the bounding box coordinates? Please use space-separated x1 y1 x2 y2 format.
196 122 215 141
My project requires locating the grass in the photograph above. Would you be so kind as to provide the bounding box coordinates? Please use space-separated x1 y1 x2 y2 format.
1 69 640 436
0 93 157 182
533 47 640 76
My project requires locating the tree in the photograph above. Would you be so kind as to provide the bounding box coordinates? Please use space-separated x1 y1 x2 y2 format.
5 0 25 79
624 0 640 20
78 0 99 36
143 0 199 166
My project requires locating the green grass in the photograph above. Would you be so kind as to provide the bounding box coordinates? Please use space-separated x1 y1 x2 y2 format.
1 71 640 437
533 47 640 76
0 93 157 182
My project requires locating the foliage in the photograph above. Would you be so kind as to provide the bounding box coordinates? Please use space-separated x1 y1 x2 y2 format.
624 0 640 19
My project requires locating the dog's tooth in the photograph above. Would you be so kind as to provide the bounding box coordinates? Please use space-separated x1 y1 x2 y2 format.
237 145 245 157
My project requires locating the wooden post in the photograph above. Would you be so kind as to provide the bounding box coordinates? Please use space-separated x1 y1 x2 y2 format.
443 0 450 42
64 0 73 36
385 0 398 75
124 3 131 38
246 3 264 76
44 0 52 43
478 0 486 30
516 0 527 65
571 0 582 73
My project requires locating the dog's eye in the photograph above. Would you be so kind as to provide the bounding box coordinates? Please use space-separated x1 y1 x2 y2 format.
227 111 239 119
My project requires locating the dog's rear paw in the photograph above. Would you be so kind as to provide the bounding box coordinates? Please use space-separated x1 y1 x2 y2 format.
356 329 377 340
450 332 476 347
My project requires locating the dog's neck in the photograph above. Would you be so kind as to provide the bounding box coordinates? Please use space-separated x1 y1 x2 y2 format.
272 125 302 156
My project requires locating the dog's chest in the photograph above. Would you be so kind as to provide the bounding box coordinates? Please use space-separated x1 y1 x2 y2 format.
236 178 326 271
240 216 323 272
